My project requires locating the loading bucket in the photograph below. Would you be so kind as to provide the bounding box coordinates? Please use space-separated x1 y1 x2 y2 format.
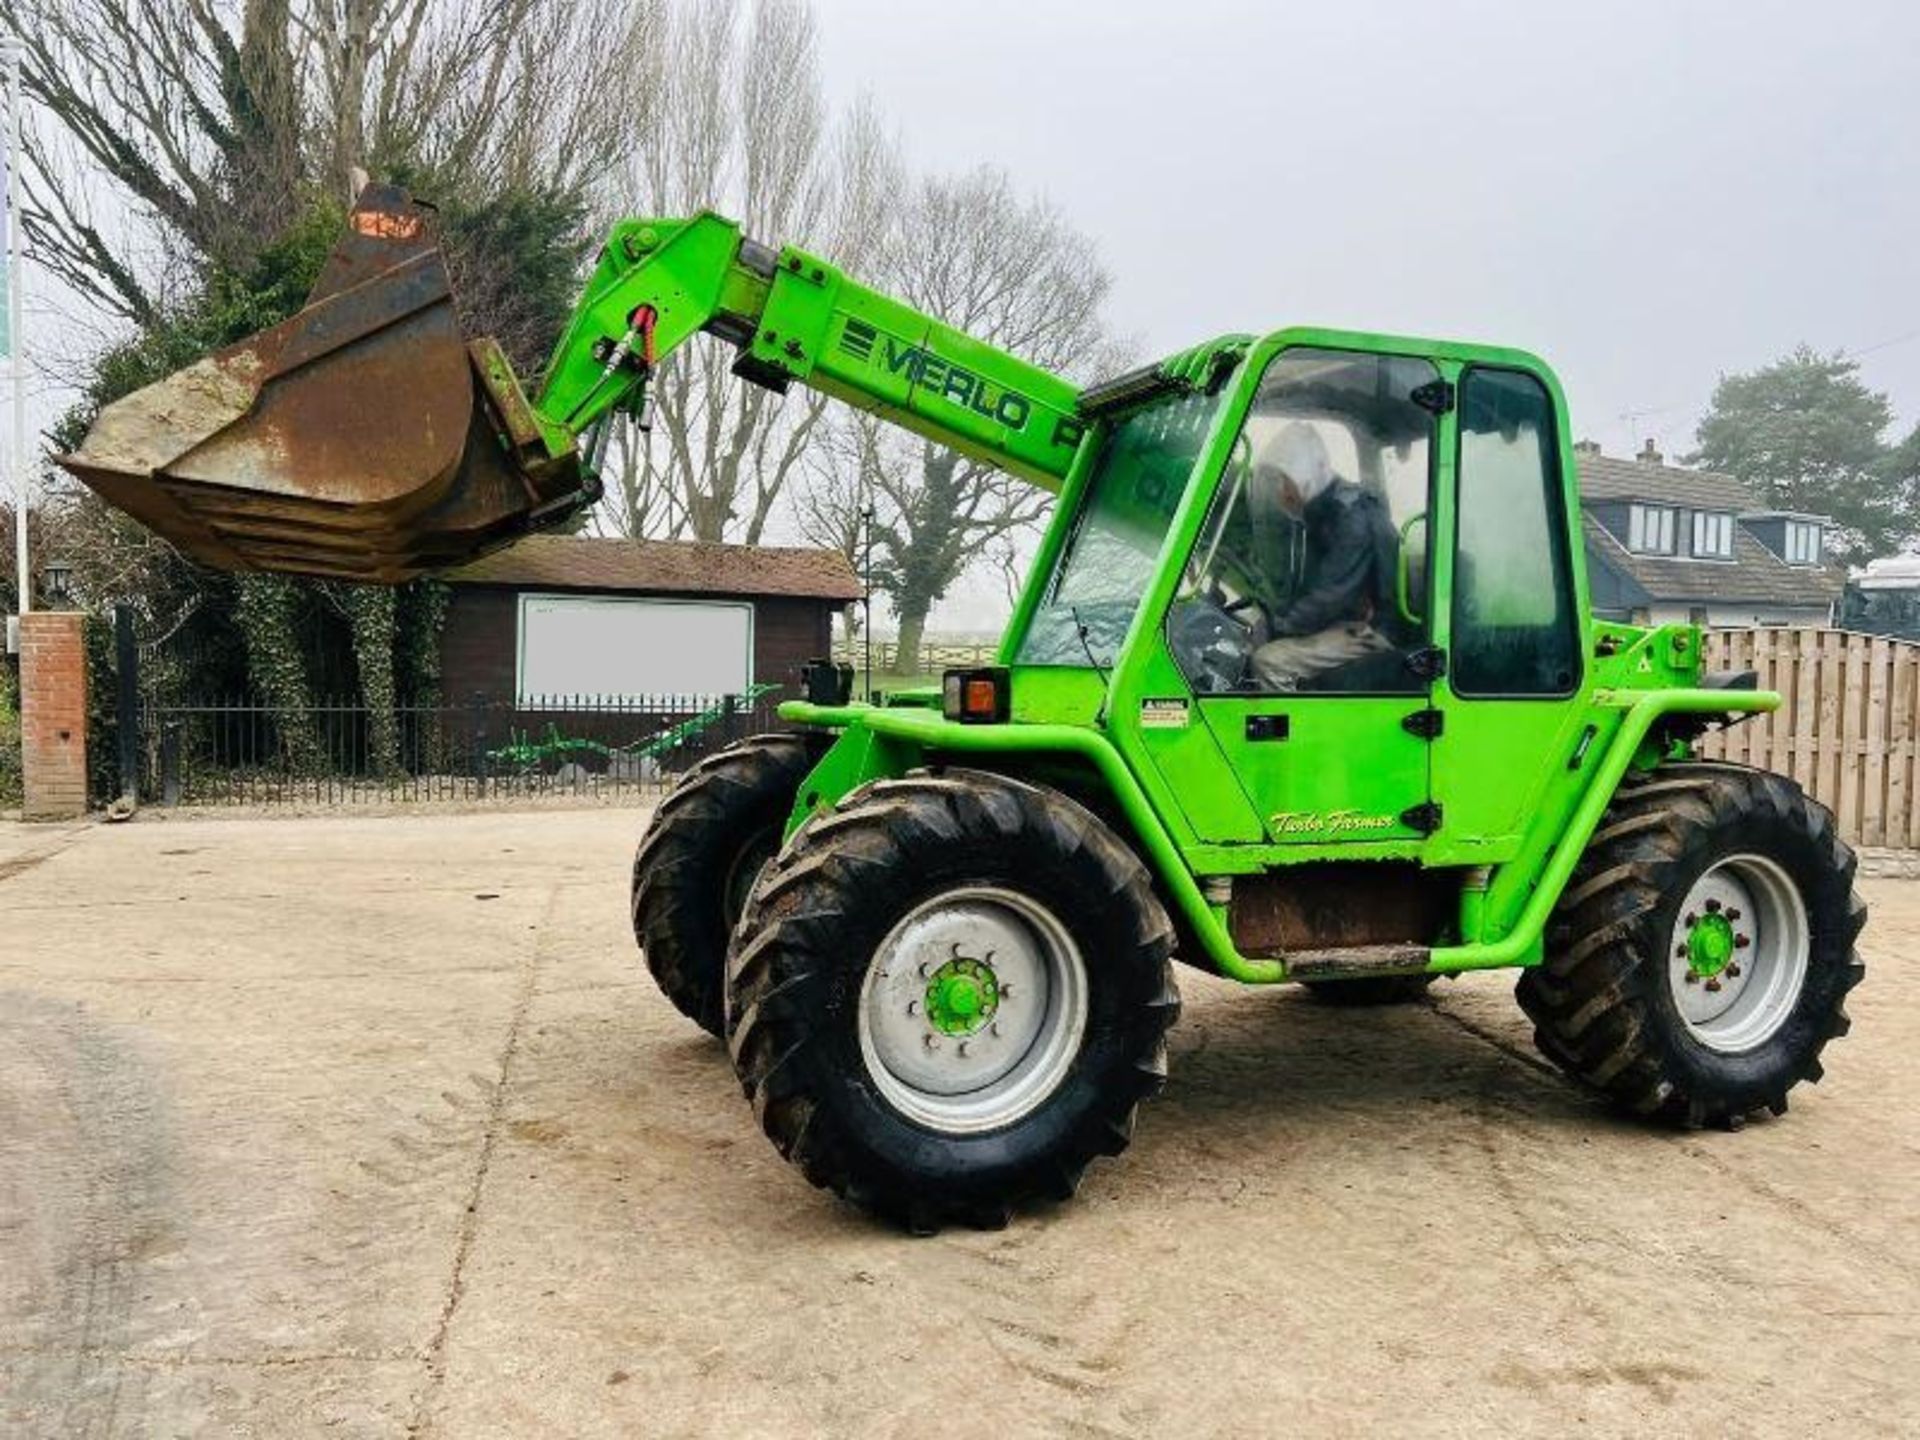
57 184 594 584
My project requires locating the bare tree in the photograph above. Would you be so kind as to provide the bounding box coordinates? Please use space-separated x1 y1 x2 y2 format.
590 415 689 541
593 3 901 545
2 0 653 324
7 0 658 747
797 166 1122 674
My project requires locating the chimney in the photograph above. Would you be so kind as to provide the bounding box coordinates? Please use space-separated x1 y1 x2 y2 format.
1638 438 1663 465
1574 438 1601 456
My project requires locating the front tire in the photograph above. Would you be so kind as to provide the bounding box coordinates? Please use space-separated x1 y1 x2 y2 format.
1518 764 1866 1127
631 734 822 1037
728 771 1180 1232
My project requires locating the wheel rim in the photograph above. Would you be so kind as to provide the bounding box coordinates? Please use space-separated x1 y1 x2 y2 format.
1667 853 1810 1053
857 886 1089 1135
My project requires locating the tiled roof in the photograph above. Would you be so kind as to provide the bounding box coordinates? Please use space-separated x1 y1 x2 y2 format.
1576 451 1755 511
1582 514 1841 608
445 534 864 601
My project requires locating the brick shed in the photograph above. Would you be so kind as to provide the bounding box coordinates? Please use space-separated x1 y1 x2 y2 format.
440 535 862 706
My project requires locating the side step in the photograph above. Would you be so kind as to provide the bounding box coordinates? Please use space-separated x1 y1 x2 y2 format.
1282 945 1431 981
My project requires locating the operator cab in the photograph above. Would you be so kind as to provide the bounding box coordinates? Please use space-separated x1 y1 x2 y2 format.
1169 348 1436 697
1007 326 1588 867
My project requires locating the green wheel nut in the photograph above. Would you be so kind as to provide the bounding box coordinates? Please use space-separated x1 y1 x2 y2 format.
924 955 1002 1036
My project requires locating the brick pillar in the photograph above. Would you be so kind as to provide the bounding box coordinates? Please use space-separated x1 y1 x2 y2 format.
20 611 90 820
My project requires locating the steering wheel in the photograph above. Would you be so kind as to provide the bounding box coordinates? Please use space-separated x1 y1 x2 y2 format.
1168 597 1254 694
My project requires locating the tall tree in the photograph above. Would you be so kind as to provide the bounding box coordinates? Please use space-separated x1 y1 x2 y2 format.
798 167 1121 674
592 3 897 545
3 0 642 324
17 0 607 754
1690 346 1906 565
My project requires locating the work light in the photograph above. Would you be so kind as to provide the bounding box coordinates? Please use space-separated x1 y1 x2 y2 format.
942 667 1010 723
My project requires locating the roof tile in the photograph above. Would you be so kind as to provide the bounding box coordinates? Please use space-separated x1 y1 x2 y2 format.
1582 514 1841 607
444 534 864 601
1576 452 1755 511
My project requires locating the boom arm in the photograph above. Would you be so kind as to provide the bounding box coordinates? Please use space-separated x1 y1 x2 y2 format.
531 213 1086 492
57 184 1086 583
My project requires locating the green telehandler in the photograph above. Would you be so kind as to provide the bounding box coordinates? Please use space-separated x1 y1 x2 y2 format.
63 184 1867 1231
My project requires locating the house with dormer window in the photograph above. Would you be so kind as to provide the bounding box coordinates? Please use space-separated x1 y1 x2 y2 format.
1577 439 1841 627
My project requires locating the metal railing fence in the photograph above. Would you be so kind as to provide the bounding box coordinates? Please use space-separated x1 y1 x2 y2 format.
140 690 785 806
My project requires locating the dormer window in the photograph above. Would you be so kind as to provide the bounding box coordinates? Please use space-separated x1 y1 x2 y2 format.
1627 503 1677 555
1785 520 1822 566
1691 510 1733 559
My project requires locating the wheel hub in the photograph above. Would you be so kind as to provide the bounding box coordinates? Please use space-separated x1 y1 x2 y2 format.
925 955 1000 1036
1685 909 1737 979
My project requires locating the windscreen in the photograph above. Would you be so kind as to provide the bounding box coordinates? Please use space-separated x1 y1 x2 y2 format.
1015 388 1221 667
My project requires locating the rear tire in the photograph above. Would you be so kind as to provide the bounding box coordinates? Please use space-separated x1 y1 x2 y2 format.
1302 974 1436 1006
728 771 1180 1232
1518 763 1866 1127
631 734 822 1038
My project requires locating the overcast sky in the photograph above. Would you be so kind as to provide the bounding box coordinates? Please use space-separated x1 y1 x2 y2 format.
806 0 1920 628
13 2 1919 632
817 0 1920 444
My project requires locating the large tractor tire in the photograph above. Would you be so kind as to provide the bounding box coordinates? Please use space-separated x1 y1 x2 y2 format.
1302 975 1437 1006
631 734 822 1038
727 770 1180 1232
1518 763 1866 1128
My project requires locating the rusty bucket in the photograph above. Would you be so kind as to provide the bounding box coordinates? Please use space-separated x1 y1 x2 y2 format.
58 184 593 584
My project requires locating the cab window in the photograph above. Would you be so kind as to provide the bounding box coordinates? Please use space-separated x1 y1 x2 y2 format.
1015 387 1219 667
1168 348 1436 696
1452 368 1581 696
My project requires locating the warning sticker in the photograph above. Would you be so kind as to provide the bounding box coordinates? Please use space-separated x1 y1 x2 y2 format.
1140 698 1191 730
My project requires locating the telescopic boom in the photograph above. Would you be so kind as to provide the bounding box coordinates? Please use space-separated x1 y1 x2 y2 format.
58 184 1084 583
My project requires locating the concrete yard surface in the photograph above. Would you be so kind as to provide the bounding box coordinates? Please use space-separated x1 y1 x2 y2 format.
2 808 1915 1437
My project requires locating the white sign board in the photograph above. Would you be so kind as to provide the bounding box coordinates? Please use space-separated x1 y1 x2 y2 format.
516 594 753 705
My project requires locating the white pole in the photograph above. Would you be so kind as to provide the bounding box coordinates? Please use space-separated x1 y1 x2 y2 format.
5 41 27 617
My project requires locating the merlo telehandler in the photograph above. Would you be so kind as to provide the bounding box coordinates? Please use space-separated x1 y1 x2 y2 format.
63 185 1867 1231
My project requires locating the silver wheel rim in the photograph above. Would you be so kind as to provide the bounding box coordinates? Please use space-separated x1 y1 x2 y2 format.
1668 853 1810 1053
857 886 1089 1135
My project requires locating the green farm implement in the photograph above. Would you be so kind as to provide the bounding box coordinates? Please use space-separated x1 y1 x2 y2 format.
65 184 1866 1231
488 686 781 775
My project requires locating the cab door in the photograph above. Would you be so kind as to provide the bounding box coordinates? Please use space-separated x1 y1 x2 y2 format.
1150 344 1447 847
1427 364 1588 851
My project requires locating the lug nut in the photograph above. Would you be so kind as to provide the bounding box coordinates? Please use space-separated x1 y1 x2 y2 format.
906 1000 918 1016
1685 912 1699 926
1705 977 1723 993
1705 898 1722 913
990 1022 1002 1037
1727 963 1742 978
1734 935 1750 949
1684 971 1700 985
1676 943 1689 958
924 1034 940 1051
1726 908 1742 922
957 1041 970 1057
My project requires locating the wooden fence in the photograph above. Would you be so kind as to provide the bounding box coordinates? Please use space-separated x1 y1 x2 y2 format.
830 639 998 675
1697 627 1920 848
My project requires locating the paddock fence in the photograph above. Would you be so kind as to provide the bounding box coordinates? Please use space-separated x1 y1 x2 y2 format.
1697 627 1920 848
